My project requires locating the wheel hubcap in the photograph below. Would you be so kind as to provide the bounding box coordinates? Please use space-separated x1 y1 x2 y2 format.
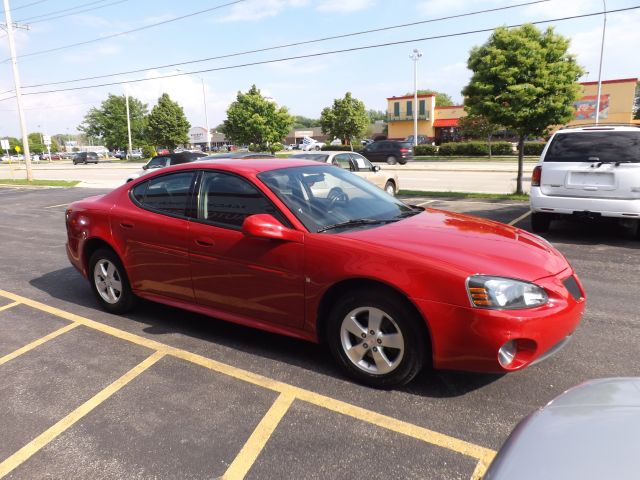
340 307 404 375
93 259 123 304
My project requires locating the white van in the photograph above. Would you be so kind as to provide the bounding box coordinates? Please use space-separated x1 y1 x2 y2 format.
529 125 640 235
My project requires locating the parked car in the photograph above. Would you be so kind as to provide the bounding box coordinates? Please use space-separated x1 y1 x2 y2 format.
361 140 414 165
66 158 585 388
130 150 143 159
290 151 399 196
405 134 430 145
484 377 640 479
530 124 640 235
125 151 207 182
73 152 99 165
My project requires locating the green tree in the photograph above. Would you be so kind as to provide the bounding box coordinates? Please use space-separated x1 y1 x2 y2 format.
6 137 21 154
221 85 293 148
320 92 369 146
28 132 45 154
79 94 148 151
292 115 319 129
458 115 501 158
367 109 387 122
462 24 583 193
146 93 190 149
404 89 454 107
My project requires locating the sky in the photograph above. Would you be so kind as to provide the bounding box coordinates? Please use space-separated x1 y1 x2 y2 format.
0 0 638 139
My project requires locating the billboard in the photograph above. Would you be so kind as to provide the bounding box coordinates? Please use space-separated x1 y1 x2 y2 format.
574 94 610 120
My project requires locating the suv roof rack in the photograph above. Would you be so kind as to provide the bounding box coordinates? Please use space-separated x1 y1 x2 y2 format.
560 123 640 130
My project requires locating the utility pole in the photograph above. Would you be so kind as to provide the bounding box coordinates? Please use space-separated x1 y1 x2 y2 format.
409 49 422 147
2 0 33 180
595 0 607 125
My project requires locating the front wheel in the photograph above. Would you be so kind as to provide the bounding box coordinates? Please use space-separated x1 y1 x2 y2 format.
531 211 552 233
386 155 397 165
89 248 135 314
384 181 396 196
327 290 426 388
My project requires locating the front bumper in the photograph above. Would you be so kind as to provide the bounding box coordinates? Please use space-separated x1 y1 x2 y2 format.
413 271 586 372
530 187 640 219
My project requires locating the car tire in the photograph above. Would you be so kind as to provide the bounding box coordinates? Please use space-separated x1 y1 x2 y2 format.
531 212 552 233
386 155 397 165
327 289 426 388
398 159 407 165
384 181 396 196
89 248 135 314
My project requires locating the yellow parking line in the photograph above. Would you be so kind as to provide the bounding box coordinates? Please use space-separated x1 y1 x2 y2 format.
0 301 20 312
43 203 69 209
0 350 164 478
222 393 294 480
0 322 80 367
0 289 496 466
470 456 494 480
508 210 531 226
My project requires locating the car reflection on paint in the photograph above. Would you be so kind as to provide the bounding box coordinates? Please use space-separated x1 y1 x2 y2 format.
66 159 585 388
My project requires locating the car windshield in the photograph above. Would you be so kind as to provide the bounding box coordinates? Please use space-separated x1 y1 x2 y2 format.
545 131 640 163
258 165 418 233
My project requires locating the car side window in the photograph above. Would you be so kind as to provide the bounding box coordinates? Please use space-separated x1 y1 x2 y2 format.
197 171 283 229
147 156 169 168
350 153 373 171
333 153 354 171
131 172 194 216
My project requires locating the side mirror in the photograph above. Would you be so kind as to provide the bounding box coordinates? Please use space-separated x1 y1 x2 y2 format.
242 214 303 243
373 165 381 172
142 164 148 170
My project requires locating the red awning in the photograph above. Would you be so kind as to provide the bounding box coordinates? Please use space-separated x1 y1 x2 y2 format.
433 119 459 127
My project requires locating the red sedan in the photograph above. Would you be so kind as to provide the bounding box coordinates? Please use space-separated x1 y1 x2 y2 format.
66 159 585 388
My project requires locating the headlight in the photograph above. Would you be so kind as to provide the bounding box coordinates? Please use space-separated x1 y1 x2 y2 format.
466 275 548 309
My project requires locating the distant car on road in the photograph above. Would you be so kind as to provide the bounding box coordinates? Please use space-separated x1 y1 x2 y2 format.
73 152 99 165
290 151 399 196
125 151 207 182
361 140 414 165
484 377 640 480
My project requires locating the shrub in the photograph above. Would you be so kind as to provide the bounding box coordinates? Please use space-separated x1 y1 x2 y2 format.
414 144 437 156
523 142 546 156
142 145 157 159
489 142 514 155
269 142 284 154
438 142 488 156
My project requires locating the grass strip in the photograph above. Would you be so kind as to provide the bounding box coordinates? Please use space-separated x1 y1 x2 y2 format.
0 179 80 187
399 190 529 201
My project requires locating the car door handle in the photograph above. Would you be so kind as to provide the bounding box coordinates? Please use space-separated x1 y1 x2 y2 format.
195 238 215 247
120 222 134 229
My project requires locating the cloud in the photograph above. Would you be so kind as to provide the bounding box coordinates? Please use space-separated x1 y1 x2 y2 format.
316 0 375 13
216 0 310 23
416 0 595 19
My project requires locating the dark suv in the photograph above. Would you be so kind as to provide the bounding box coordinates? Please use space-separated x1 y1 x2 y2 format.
73 152 99 165
360 140 413 165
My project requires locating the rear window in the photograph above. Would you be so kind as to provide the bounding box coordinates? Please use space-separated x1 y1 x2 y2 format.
545 131 640 163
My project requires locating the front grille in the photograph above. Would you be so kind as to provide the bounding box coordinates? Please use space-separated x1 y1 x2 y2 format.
563 275 583 301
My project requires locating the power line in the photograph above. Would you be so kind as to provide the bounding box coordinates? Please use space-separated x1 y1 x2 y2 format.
0 0 50 15
2 0 246 63
9 5 636 101
20 0 553 90
16 0 128 24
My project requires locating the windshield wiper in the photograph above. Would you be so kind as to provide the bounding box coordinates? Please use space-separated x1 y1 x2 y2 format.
317 218 398 233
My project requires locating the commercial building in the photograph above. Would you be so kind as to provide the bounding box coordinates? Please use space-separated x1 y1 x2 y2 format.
387 77 638 143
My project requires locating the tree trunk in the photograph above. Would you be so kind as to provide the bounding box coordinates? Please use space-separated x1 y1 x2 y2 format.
516 135 525 195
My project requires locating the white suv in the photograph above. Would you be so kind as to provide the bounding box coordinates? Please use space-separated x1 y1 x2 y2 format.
530 125 640 235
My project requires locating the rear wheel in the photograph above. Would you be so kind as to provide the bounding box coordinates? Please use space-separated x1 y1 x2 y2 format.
89 249 135 314
384 181 396 196
531 212 552 233
327 290 426 388
386 155 397 165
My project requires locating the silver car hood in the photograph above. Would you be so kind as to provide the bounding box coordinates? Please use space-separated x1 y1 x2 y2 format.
485 378 640 479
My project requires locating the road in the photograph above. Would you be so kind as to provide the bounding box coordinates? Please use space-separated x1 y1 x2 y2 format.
0 160 536 193
0 185 637 479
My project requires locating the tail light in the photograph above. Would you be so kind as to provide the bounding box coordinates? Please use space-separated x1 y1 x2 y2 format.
531 166 542 187
400 148 409 153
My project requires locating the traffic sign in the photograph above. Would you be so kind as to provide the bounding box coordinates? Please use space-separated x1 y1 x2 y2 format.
15 145 21 153
43 135 51 146
0 139 8 150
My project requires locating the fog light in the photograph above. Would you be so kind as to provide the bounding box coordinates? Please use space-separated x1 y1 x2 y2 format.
498 340 517 367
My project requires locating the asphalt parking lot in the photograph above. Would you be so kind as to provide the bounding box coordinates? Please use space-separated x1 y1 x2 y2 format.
0 186 638 479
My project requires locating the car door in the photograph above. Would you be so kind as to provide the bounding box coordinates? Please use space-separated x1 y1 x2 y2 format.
349 153 384 188
110 171 196 301
362 142 381 162
188 170 305 328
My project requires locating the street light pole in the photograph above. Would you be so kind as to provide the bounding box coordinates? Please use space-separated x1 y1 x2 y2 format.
2 0 33 180
595 0 607 125
409 48 423 147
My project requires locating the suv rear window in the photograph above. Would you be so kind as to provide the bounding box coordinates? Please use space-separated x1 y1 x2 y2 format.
545 131 640 163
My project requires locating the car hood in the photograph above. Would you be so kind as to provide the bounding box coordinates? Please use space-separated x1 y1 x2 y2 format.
340 209 569 281
484 378 640 480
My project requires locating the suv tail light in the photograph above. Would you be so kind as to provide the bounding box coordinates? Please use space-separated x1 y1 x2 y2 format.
400 148 409 153
531 166 542 187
